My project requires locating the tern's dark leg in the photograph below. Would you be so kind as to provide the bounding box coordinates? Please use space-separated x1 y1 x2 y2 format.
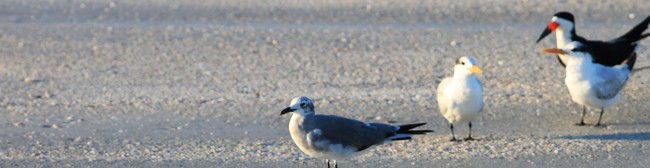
327 159 330 168
595 108 605 126
575 106 587 126
449 123 458 141
464 122 477 141
334 160 337 168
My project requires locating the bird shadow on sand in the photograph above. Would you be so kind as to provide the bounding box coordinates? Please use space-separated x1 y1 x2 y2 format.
632 65 650 74
558 132 650 141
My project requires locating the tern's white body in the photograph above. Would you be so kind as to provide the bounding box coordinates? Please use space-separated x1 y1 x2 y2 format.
437 75 483 123
436 57 484 125
563 51 630 109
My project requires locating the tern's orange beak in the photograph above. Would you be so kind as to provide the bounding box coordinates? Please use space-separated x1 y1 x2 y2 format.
540 48 567 55
469 65 483 74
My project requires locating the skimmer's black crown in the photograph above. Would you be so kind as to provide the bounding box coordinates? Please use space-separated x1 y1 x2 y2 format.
554 12 575 22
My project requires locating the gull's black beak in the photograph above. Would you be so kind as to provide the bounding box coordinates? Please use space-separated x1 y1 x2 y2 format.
535 26 553 43
280 107 295 115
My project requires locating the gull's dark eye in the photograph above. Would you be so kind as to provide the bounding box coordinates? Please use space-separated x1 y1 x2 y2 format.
461 62 465 65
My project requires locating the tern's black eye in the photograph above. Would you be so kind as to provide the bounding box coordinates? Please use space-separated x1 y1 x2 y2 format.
461 62 465 65
300 103 306 107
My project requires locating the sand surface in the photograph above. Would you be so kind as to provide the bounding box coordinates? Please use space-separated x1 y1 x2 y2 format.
1 0 650 167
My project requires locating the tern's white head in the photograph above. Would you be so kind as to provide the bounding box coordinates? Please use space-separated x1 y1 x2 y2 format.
281 96 315 116
453 56 483 77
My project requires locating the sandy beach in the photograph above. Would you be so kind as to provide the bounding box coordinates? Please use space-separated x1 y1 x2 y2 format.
1 0 650 167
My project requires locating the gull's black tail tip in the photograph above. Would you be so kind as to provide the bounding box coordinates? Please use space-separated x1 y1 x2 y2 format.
391 137 412 141
398 123 426 129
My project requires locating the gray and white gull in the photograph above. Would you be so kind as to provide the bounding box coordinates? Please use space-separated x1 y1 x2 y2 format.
280 96 433 168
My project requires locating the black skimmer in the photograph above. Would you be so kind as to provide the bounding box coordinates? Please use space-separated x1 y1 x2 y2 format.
535 11 650 68
541 42 635 126
436 56 483 141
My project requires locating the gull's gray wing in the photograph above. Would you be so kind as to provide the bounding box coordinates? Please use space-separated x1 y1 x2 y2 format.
302 115 392 151
594 67 630 99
